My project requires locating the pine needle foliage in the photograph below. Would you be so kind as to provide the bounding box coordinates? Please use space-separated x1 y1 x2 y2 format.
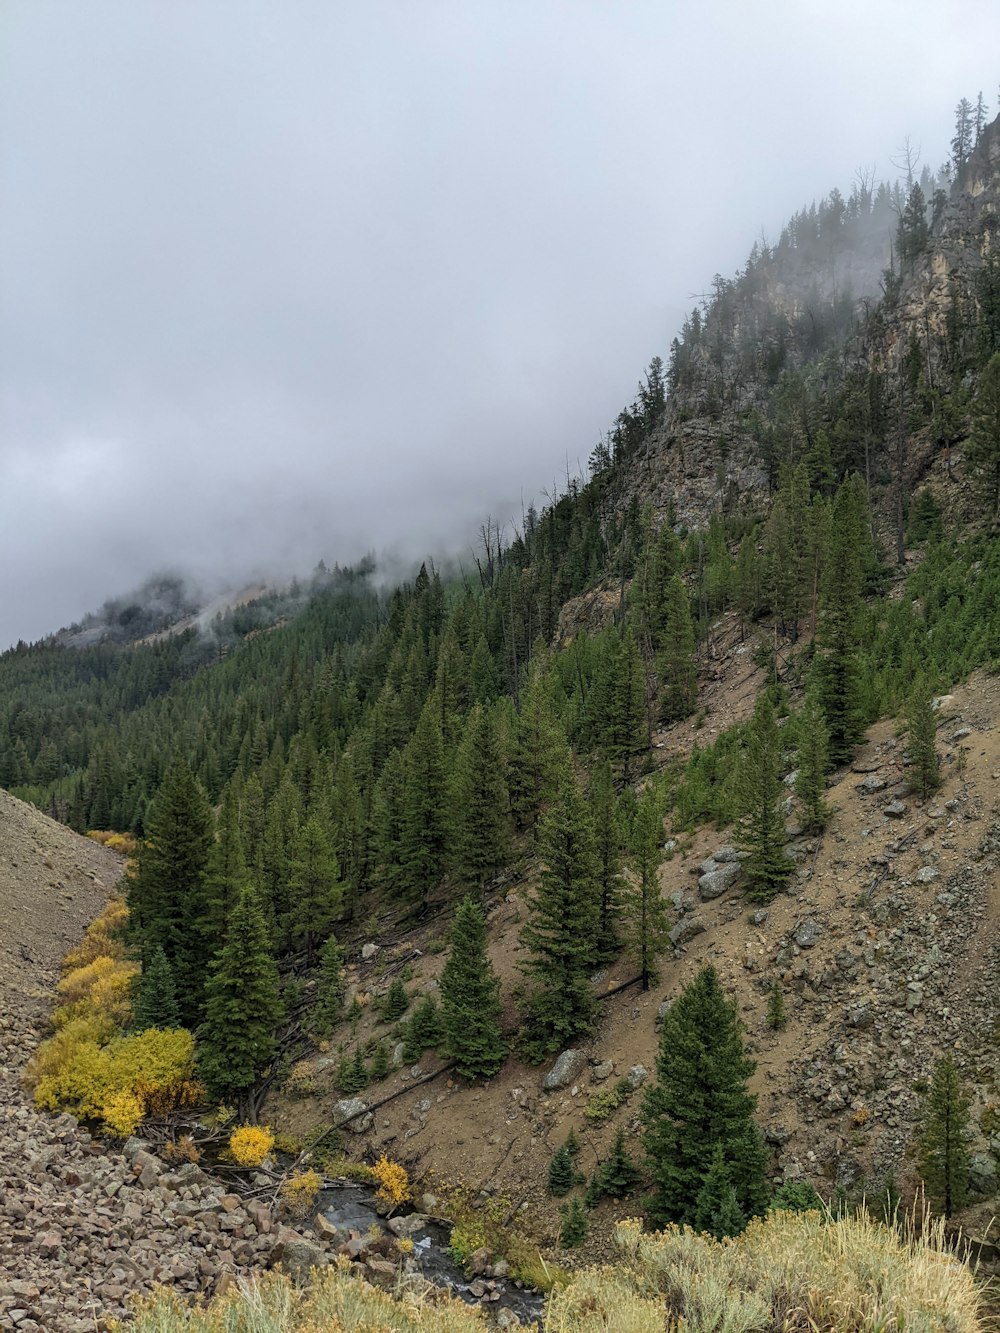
918 1055 972 1217
439 895 506 1080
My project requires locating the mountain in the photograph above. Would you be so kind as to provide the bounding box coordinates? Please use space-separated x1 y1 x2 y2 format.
4 100 1000 1325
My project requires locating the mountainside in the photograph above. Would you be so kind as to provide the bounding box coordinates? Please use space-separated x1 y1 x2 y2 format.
3 98 1000 1327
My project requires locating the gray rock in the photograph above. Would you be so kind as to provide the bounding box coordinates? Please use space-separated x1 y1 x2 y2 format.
749 909 769 926
969 1152 997 1196
713 846 742 863
392 1042 406 1068
915 866 939 883
698 856 720 877
883 801 908 818
858 774 886 794
270 1234 325 1281
334 1097 370 1126
669 916 706 948
626 1065 648 1089
794 919 823 949
698 863 741 900
591 1060 614 1082
931 694 955 712
542 1049 586 1092
360 942 378 960
951 727 972 741
656 999 671 1025
845 1002 872 1028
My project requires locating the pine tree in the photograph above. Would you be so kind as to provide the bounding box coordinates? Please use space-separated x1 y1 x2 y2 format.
310 934 344 1037
198 885 284 1113
380 977 410 1022
402 994 444 1062
795 696 831 833
131 944 179 1031
641 965 769 1228
734 695 793 902
128 759 214 1027
597 1128 642 1198
590 628 646 779
287 817 343 964
817 477 867 764
694 1145 746 1238
766 979 787 1031
370 1040 390 1081
338 1046 369 1095
967 353 1000 523
451 706 511 887
440 896 506 1081
626 786 670 990
906 675 940 800
399 699 449 908
204 783 247 946
558 1195 588 1247
658 575 698 722
509 661 566 837
587 761 625 962
548 1144 575 1197
583 1171 603 1209
520 773 601 1059
919 1055 971 1217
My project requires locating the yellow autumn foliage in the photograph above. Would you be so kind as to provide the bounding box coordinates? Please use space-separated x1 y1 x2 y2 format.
62 897 129 970
279 1169 322 1219
55 954 139 1027
101 1088 146 1138
229 1124 275 1167
372 1155 410 1210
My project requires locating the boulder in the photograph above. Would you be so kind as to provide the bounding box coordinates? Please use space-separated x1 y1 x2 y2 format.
713 846 741 864
542 1049 586 1092
625 1065 648 1090
334 1097 370 1127
969 1152 997 1196
361 942 378 960
591 1060 614 1082
269 1231 325 1281
794 919 823 949
669 916 706 948
883 801 907 818
698 863 741 900
858 774 886 794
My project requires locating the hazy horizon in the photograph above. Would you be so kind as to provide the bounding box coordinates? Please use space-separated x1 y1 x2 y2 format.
3 1 1000 647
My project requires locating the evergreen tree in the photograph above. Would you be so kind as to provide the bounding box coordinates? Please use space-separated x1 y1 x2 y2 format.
131 944 179 1031
198 885 284 1113
765 979 787 1031
817 477 867 764
658 575 698 722
583 1170 603 1210
399 699 449 908
919 1055 972 1217
128 759 214 1027
370 1039 390 1081
587 761 625 962
626 786 670 990
440 895 506 1080
794 696 831 833
590 627 647 779
310 934 344 1037
381 977 410 1022
694 1145 746 1238
641 965 768 1228
967 352 1000 523
451 706 511 887
558 1195 588 1247
369 748 407 898
548 1144 575 1197
905 675 940 800
509 661 566 837
402 993 445 1062
734 695 794 902
287 816 343 964
338 1046 369 1095
520 773 601 1058
597 1128 642 1198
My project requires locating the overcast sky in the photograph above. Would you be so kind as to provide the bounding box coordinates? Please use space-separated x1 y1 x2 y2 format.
2 2 999 646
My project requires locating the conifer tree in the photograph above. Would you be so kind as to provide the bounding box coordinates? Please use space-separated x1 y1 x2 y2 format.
597 1128 642 1198
591 628 646 779
587 761 625 962
520 773 601 1059
440 896 506 1081
204 783 247 945
795 696 831 833
626 786 670 990
370 1040 390 1081
658 575 698 722
694 1145 747 1238
198 885 284 1113
548 1144 575 1197
451 705 511 887
509 661 566 837
287 816 343 964
310 934 344 1037
765 979 787 1031
381 977 410 1022
399 699 449 908
919 1055 972 1217
906 675 940 800
641 965 768 1228
128 758 214 1027
558 1195 588 1247
402 993 444 1062
338 1046 369 1095
817 477 867 764
584 1171 603 1210
369 748 407 898
131 944 179 1031
734 695 793 902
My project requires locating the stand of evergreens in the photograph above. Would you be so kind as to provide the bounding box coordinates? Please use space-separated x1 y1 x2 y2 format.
439 896 506 1080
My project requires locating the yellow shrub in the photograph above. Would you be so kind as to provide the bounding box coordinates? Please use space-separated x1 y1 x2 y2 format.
279 1168 322 1219
62 898 129 971
86 830 138 856
24 1014 116 1090
56 954 138 1028
372 1155 410 1210
229 1124 275 1168
102 1088 145 1138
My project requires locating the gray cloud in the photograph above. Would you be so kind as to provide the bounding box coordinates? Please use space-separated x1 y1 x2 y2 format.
2 0 999 645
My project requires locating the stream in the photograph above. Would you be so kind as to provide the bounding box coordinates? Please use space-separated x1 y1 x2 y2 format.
316 1182 547 1326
